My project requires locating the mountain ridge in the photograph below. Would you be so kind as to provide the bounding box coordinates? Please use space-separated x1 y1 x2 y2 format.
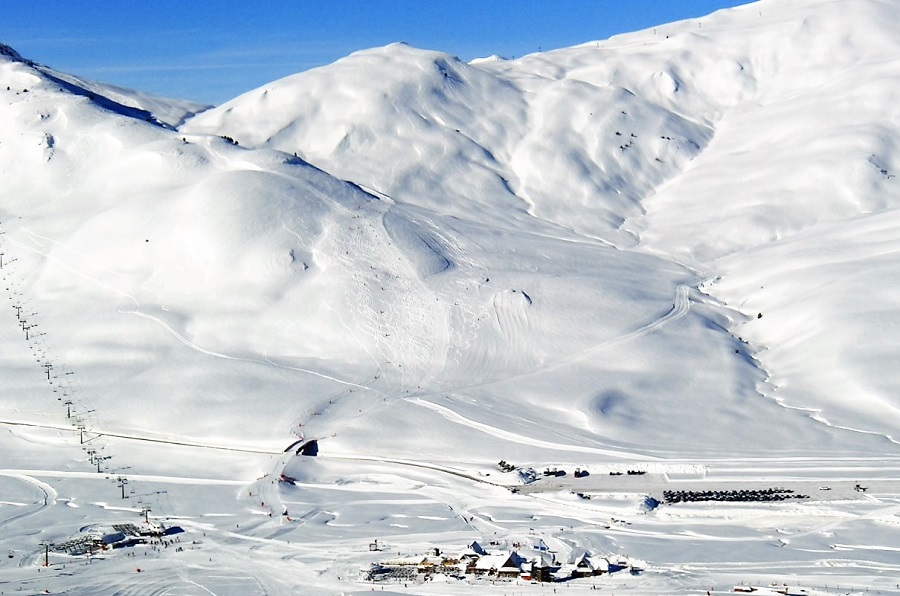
2 1 900 591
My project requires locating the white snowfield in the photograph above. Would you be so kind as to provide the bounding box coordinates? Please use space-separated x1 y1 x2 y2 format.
1 0 899 593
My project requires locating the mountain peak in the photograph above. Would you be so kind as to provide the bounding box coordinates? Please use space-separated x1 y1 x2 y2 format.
0 42 29 64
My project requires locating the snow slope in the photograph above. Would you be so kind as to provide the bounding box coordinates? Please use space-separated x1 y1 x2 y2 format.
1 0 900 593
183 0 900 446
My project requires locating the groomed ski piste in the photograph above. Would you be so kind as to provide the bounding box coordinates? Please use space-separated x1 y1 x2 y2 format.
2 0 900 593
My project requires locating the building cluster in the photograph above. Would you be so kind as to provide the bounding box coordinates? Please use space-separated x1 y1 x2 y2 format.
52 523 184 556
362 540 639 584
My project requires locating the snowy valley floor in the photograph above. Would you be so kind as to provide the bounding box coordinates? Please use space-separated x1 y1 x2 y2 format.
2 215 900 594
2 421 900 594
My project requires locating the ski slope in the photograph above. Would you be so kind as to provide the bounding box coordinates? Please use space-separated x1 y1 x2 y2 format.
2 0 900 592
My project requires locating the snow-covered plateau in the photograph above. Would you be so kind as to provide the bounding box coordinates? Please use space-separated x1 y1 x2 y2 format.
2 0 900 593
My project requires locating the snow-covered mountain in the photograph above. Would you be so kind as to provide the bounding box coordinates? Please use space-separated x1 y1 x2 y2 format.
2 0 900 592
182 0 900 449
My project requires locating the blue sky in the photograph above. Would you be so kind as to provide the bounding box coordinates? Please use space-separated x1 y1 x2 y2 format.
3 1 753 105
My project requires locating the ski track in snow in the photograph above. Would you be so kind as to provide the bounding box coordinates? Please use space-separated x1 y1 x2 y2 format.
0 469 247 489
418 282 691 398
5 229 342 398
411 398 654 461
5 231 140 309
289 200 455 430
126 309 378 396
0 473 55 528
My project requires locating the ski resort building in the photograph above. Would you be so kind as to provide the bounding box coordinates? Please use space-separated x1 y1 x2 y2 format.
571 553 610 578
473 551 527 578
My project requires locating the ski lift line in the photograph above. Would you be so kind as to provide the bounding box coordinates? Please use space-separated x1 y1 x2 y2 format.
0 418 75 433
3 468 247 487
0 417 278 454
88 428 280 455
